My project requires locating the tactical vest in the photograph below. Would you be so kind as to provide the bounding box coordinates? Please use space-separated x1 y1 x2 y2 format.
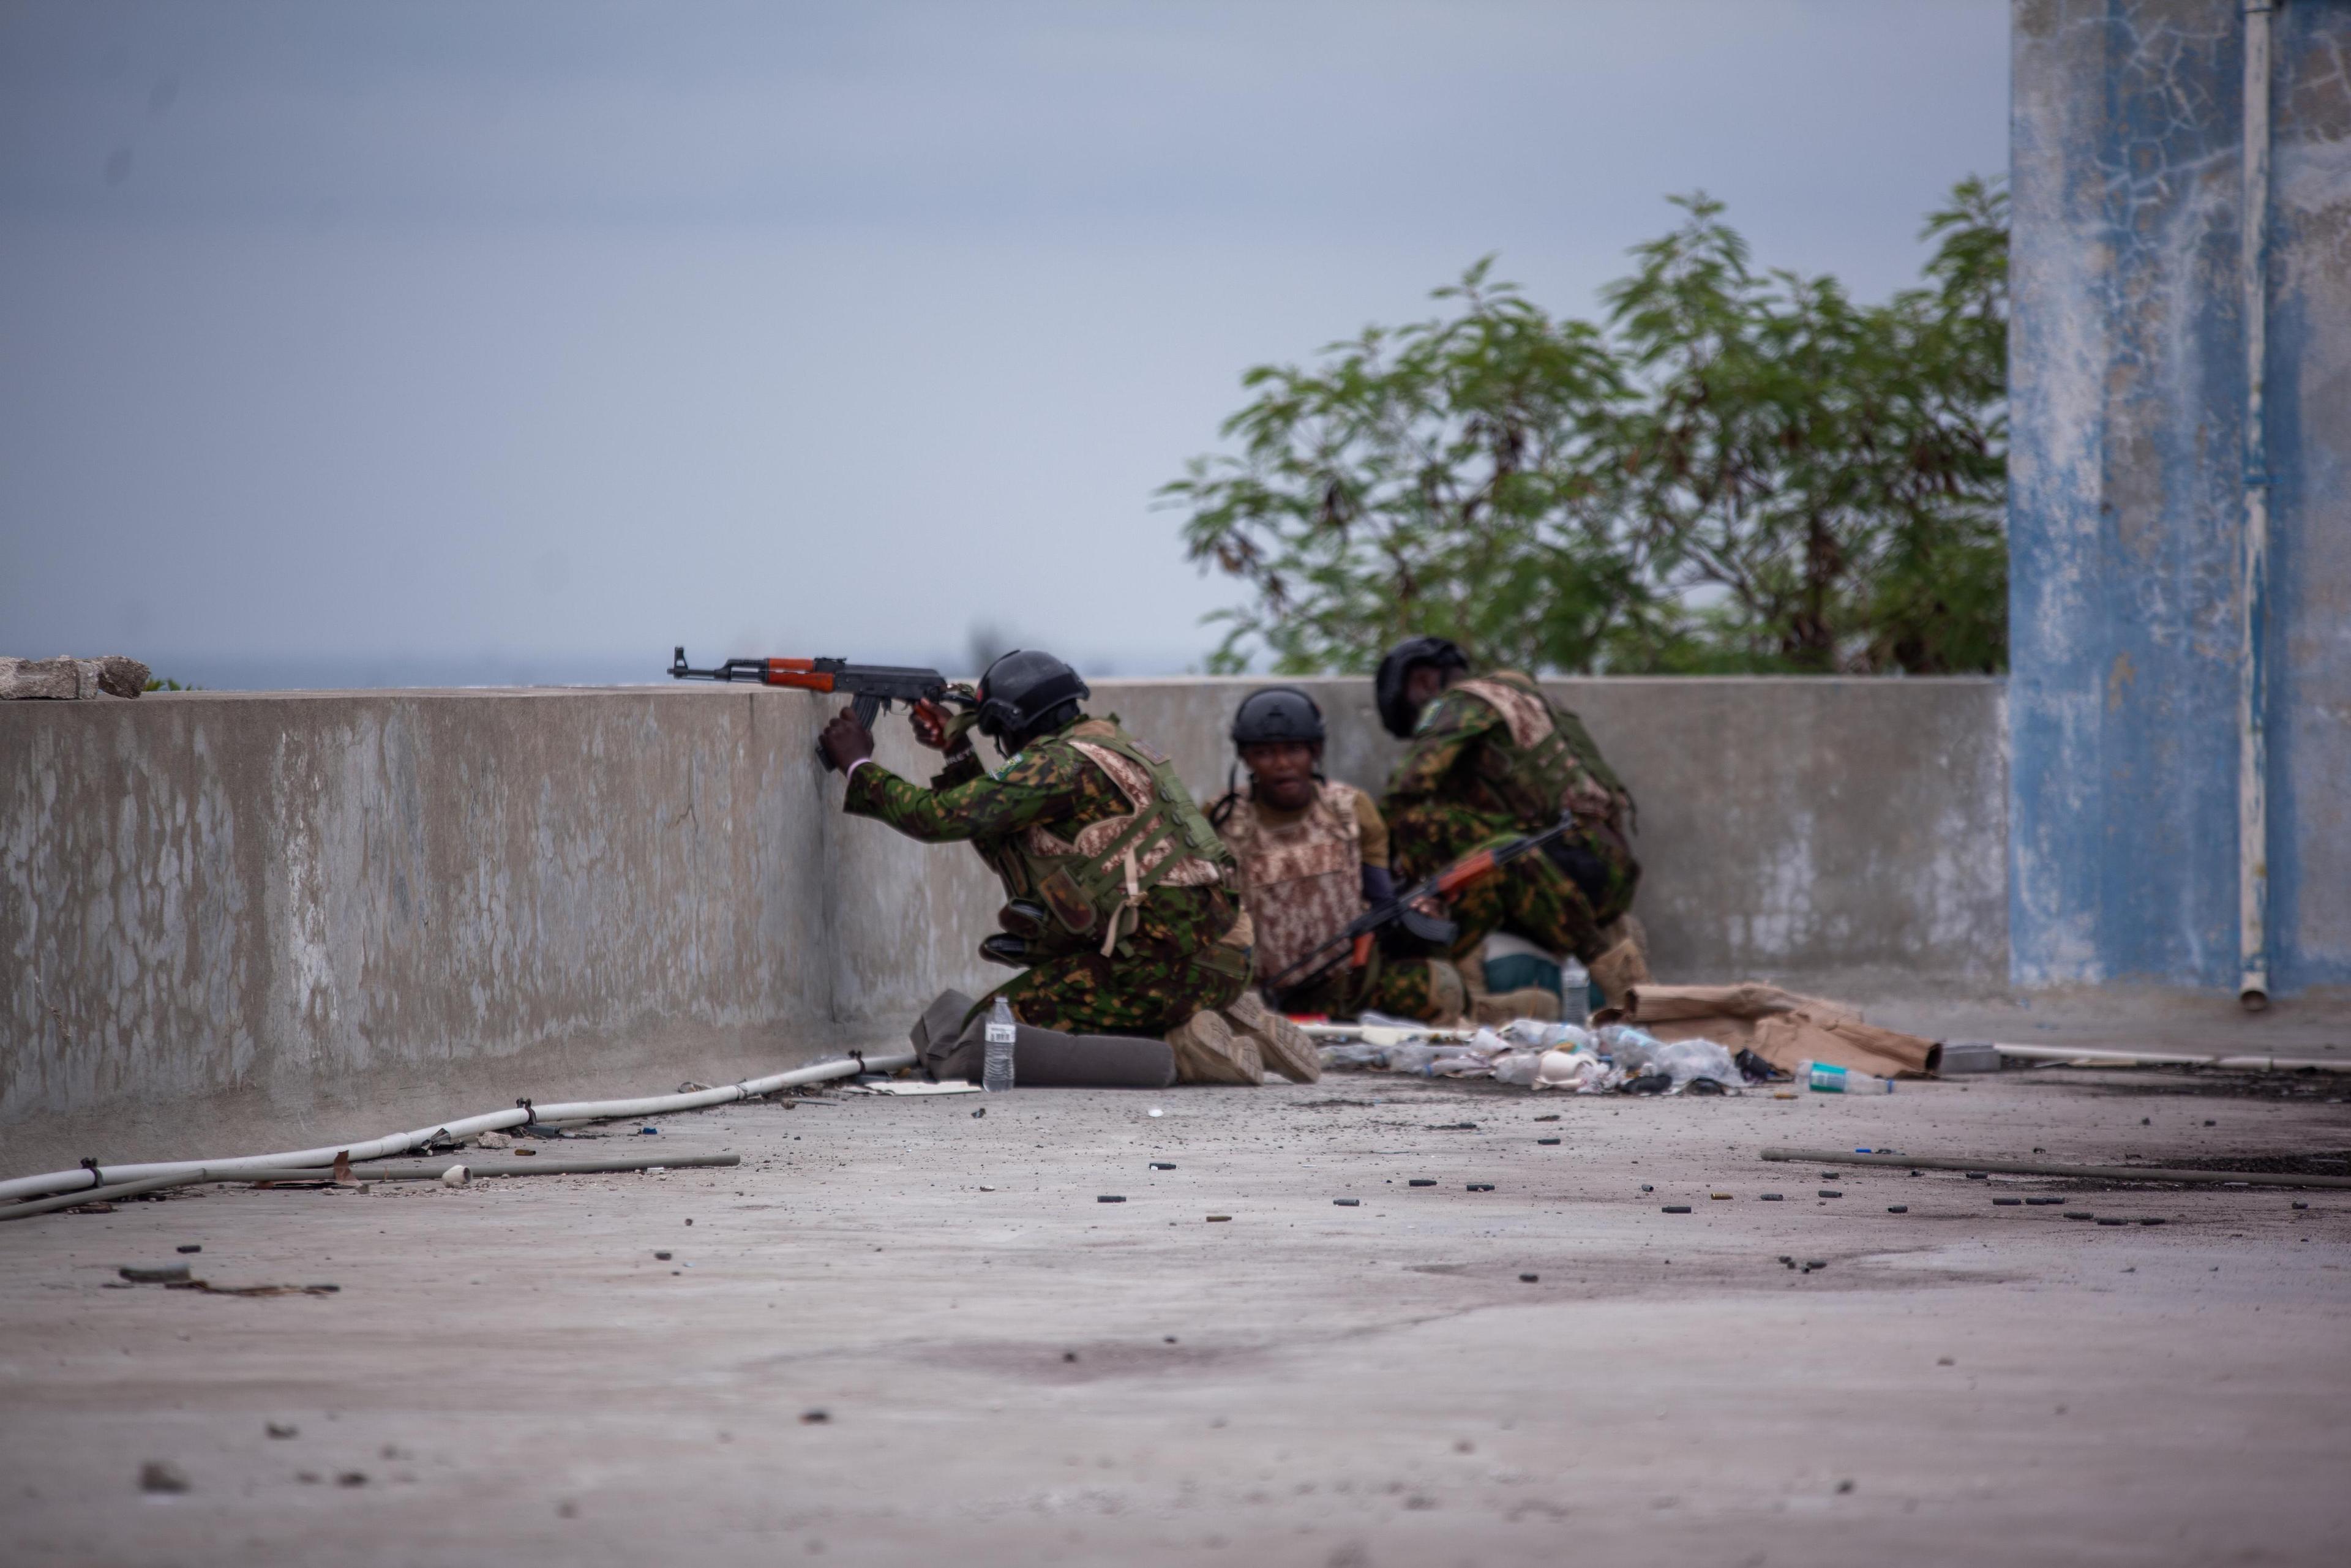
1449 671 1635 831
1218 780 1367 984
991 718 1236 958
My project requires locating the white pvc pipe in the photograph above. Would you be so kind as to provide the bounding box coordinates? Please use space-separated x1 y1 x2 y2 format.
1992 1040 2349 1073
0 1050 914 1206
2238 0 2275 1010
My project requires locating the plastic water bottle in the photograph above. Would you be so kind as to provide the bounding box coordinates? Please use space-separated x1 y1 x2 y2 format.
983 997 1018 1093
1799 1059 1894 1094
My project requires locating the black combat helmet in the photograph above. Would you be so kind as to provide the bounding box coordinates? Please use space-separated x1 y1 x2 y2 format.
1230 685 1325 747
1374 636 1469 737
975 649 1090 753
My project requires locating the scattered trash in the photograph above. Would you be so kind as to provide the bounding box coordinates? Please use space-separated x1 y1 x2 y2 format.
1408 1179 1436 1187
176 1244 201 1254
1993 1198 2022 1206
2098 1218 2127 1226
1537 1137 1561 1146
1150 1162 1176 1170
266 1422 298 1439
139 1460 189 1494
511 1146 537 1157
1759 1193 1783 1201
119 1264 189 1285
2027 1197 2063 1206
1662 1205 1691 1214
1466 1184 1494 1192
2066 1212 2094 1220
1818 1190 1842 1199
654 1250 672 1261
972 1107 986 1119
1097 1195 1127 1203
2293 1201 2309 1210
1709 1193 1732 1201
1519 1273 1539 1283
1938 1356 1955 1366
1206 1215 1231 1222
1888 1204 1908 1213
1533 1114 1561 1123
800 1409 830 1424
1966 1172 1989 1180
1333 1198 1361 1207
2140 1217 2165 1226
441 1165 470 1187
639 1126 659 1136
337 1472 367 1487
1640 1184 1654 1193
1148 1108 1164 1117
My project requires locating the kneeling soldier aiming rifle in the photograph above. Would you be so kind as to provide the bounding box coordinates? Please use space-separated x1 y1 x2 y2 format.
808 649 1318 1086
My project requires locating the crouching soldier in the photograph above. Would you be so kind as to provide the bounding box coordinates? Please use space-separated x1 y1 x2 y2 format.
817 650 1315 1085
1374 637 1651 1007
1210 686 1468 1025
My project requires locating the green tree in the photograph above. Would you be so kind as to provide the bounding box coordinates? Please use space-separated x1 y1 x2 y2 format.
1166 177 2009 675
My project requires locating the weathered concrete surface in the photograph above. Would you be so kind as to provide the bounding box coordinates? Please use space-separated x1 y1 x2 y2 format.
7 677 2006 1152
1 1062 2344 1566
2008 0 2351 989
1 688 843 1158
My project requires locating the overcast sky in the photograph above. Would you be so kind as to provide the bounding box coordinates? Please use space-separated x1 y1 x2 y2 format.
0 0 2008 687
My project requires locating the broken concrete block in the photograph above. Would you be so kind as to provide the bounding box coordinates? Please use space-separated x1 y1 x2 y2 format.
93 655 151 697
0 654 151 699
0 656 91 699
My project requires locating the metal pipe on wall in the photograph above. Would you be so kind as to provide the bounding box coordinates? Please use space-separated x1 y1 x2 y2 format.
2237 0 2277 1011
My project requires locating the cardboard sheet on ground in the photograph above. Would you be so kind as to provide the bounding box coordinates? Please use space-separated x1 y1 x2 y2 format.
1602 983 1939 1078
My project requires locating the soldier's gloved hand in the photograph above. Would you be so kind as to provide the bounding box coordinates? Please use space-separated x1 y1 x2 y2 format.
820 707 876 771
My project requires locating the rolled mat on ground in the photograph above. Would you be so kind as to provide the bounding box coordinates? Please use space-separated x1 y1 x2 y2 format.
910 989 1179 1089
1594 982 1939 1078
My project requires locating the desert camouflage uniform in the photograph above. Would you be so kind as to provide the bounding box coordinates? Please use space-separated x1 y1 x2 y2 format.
1384 671 1639 966
1219 780 1462 1024
844 719 1249 1035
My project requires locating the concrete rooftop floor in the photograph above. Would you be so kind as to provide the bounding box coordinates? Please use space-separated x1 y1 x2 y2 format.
2 1059 2348 1567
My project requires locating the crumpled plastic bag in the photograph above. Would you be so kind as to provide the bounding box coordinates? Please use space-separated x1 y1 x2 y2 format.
1597 1024 1742 1092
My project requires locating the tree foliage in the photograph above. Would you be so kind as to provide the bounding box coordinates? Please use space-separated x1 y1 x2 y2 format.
1166 178 2008 675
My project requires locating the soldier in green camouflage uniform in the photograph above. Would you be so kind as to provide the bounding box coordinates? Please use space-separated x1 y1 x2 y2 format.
820 655 1249 1037
1375 638 1640 975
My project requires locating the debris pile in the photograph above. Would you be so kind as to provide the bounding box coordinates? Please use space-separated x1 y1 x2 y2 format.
1313 1019 1758 1095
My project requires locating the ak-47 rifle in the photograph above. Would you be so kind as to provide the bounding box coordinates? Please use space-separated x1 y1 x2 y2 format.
1262 816 1581 1007
669 647 974 771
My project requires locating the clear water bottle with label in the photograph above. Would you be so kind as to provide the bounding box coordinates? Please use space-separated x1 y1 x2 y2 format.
1798 1059 1894 1094
983 997 1018 1093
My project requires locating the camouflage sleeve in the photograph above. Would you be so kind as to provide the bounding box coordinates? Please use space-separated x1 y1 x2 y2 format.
842 744 1102 844
1383 688 1504 805
931 749 986 790
1350 786 1390 870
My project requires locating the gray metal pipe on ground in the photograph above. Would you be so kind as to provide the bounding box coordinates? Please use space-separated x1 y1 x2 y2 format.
1762 1147 2351 1190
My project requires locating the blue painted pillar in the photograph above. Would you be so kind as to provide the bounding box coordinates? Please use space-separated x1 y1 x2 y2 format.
2008 0 2351 991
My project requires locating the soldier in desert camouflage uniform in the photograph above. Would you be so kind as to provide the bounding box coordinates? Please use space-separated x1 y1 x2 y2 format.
1209 686 1466 1024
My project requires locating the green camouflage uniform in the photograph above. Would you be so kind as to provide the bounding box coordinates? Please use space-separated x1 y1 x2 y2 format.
844 719 1249 1035
1382 671 1639 966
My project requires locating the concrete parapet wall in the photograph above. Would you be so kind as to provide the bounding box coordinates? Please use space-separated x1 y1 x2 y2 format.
4 677 2006 1144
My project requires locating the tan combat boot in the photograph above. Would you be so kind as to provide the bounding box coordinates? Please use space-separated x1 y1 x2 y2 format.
1222 991 1320 1083
1168 1008 1264 1086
